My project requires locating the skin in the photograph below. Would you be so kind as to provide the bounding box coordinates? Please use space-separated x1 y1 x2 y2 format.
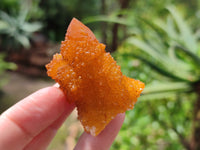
0 86 125 150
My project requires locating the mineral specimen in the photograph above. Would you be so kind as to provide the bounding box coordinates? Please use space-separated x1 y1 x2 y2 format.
46 18 145 136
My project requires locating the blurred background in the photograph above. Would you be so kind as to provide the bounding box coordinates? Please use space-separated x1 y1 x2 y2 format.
0 0 200 149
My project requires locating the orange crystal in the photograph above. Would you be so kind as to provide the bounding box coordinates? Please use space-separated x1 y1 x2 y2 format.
46 18 145 136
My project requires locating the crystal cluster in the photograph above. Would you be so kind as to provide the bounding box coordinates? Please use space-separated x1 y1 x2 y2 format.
46 18 145 136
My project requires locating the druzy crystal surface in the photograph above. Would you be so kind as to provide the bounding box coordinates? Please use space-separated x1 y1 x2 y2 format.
46 18 145 136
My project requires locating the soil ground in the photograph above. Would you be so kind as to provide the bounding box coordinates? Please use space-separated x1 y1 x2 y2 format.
2 72 53 102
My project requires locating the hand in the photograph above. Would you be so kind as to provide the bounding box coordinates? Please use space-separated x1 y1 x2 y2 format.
0 86 125 150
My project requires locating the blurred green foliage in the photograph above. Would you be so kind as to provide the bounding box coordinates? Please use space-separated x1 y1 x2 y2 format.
111 93 195 150
0 54 17 88
108 3 200 150
0 10 42 50
0 0 44 20
0 0 43 50
0 0 20 14
39 0 101 41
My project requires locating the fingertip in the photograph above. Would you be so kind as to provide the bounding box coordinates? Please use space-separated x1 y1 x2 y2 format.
113 113 125 125
40 86 65 100
53 83 60 88
97 113 125 138
75 113 125 150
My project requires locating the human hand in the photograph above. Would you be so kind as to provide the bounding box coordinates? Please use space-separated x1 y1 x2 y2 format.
0 86 125 150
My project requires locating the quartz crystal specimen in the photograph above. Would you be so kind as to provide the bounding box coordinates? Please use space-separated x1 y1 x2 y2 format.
46 18 145 136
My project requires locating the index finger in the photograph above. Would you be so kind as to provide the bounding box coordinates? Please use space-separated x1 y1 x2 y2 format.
0 87 74 150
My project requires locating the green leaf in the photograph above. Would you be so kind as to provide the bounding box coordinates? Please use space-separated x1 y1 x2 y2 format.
0 20 9 30
167 6 198 53
165 16 179 41
22 22 42 33
139 17 167 40
83 15 133 26
122 53 187 81
0 11 13 25
16 34 30 48
127 37 167 63
0 54 17 71
143 82 192 94
175 45 200 66
139 92 176 101
139 82 192 101
139 17 192 72
126 38 196 81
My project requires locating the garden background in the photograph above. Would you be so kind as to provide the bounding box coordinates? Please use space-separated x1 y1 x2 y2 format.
0 0 200 149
